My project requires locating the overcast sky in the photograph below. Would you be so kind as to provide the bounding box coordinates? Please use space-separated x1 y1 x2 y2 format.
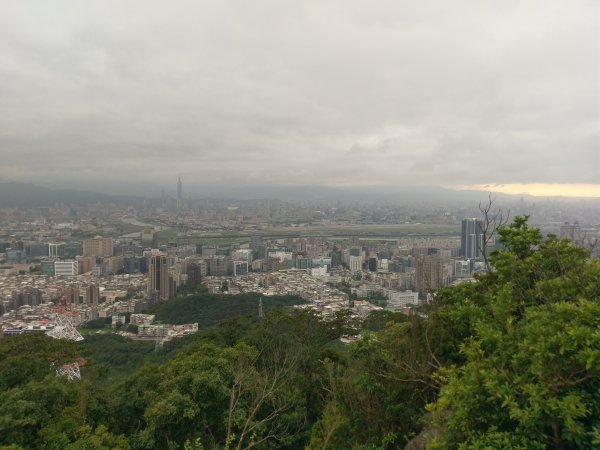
0 1 598 195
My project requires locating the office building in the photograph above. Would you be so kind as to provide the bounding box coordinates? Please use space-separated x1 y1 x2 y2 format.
83 237 114 258
27 243 49 257
461 218 484 259
48 242 65 258
387 290 419 309
148 253 170 300
40 260 55 276
55 260 78 276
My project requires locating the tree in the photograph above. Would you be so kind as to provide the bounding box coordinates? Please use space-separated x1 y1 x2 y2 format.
67 425 129 450
309 312 440 449
225 344 304 450
429 217 600 449
478 193 510 271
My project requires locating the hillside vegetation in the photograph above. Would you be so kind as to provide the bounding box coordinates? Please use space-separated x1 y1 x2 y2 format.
0 217 598 449
149 292 306 328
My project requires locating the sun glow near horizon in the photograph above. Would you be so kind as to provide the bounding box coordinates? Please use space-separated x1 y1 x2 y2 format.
458 183 600 198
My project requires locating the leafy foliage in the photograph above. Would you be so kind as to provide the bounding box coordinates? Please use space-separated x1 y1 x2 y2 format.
429 217 600 449
149 292 306 327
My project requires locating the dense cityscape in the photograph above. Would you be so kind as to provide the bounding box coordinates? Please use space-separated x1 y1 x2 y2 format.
2 179 599 341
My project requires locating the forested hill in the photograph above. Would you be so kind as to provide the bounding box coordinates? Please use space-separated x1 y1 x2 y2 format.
0 182 138 207
148 291 306 328
0 217 599 449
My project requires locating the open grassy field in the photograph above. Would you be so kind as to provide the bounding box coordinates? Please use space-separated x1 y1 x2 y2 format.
154 223 460 246
264 223 459 236
159 235 251 246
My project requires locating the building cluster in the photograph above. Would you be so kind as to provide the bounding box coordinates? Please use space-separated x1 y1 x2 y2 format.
113 313 199 344
0 274 147 335
0 216 494 335
2 179 598 339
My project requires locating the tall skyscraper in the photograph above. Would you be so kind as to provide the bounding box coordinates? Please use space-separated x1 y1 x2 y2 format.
148 253 170 300
177 177 182 209
461 218 484 259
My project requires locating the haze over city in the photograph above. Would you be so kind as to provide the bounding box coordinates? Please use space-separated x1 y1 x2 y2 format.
0 0 598 198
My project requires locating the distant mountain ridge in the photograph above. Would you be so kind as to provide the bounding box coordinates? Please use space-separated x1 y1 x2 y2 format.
0 181 506 207
0 182 137 207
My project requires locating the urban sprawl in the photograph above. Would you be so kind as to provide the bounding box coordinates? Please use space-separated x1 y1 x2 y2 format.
2 180 598 344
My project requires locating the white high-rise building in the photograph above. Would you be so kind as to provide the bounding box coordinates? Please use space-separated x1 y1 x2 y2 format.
349 255 362 272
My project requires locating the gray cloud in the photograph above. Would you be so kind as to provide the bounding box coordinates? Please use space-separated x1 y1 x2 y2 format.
0 0 598 192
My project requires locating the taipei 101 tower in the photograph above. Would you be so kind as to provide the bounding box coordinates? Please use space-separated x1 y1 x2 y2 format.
177 177 182 209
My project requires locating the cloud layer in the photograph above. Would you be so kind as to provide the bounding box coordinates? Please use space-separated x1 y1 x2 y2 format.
1 0 598 192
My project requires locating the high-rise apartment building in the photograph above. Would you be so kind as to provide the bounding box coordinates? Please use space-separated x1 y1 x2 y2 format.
84 284 100 307
415 253 443 300
207 255 229 276
232 260 248 277
186 258 207 285
11 288 42 309
148 253 170 300
461 218 484 259
83 237 114 258
77 256 96 274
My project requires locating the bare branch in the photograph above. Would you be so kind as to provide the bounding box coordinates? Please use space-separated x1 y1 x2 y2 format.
478 193 510 271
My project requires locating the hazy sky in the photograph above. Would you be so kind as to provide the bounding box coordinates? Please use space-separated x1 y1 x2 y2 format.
0 1 598 196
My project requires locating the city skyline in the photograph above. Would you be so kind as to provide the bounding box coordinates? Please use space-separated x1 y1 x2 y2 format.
0 1 598 197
